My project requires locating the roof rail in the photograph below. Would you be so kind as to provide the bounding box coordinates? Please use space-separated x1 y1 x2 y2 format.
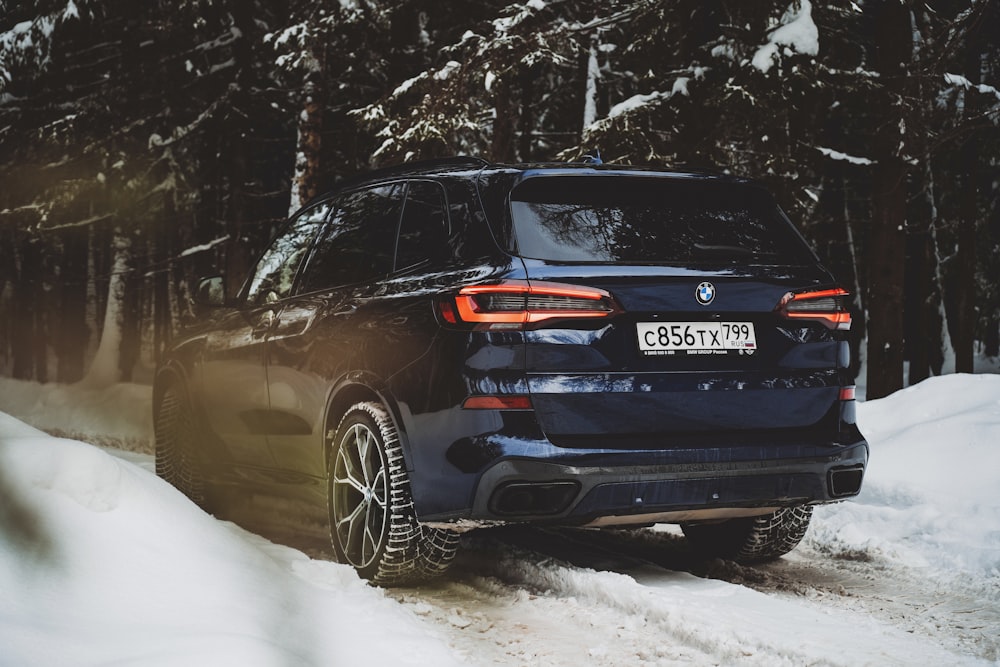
366 156 489 178
305 156 490 208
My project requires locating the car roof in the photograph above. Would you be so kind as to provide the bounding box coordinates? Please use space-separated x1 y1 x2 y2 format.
303 157 756 211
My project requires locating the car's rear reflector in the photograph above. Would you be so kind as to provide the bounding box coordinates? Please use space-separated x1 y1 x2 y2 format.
778 288 852 330
839 386 856 401
461 395 533 410
449 280 620 329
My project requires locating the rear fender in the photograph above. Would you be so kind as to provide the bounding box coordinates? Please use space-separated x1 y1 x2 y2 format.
322 373 414 473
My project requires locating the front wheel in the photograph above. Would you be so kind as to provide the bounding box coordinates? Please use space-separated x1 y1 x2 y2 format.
681 506 813 563
154 383 207 509
328 401 459 586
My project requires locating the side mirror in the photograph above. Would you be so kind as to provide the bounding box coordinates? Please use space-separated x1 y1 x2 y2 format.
194 275 227 308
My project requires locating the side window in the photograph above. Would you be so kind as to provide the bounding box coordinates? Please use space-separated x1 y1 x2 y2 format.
395 180 450 272
298 184 404 293
245 203 331 305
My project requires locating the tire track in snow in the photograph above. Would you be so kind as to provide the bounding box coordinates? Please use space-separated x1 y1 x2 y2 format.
387 527 989 667
389 555 722 667
488 525 999 662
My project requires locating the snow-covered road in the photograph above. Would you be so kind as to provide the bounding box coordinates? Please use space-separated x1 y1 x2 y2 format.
391 522 998 666
1 374 998 666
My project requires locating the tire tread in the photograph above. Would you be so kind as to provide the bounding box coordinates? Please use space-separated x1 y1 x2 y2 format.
331 402 459 586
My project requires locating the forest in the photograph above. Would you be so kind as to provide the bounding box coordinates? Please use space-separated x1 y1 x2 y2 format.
0 0 998 400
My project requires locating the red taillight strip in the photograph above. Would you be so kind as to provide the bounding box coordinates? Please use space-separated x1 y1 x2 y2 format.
839 386 856 401
453 280 619 326
788 288 850 301
462 396 533 410
459 280 607 300
779 287 852 330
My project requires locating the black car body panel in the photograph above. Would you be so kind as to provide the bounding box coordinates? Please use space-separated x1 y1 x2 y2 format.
156 158 867 538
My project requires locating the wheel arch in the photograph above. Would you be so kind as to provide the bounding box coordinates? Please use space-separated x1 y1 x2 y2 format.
322 374 414 472
152 362 194 422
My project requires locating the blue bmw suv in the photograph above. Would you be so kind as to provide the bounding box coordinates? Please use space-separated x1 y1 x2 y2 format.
154 157 868 585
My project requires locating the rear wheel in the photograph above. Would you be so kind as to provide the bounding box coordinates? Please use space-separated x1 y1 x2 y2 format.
328 401 459 585
154 383 207 508
681 506 813 563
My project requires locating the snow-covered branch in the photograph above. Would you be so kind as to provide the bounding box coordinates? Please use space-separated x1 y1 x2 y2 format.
815 146 875 166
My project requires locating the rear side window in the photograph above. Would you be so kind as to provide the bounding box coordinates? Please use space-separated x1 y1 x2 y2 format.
298 184 404 292
395 180 449 272
509 176 815 265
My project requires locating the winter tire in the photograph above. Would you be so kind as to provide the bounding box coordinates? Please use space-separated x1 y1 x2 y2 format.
681 506 813 563
154 383 207 509
328 401 459 586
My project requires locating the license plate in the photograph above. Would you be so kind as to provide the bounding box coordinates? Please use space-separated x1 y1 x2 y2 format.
636 321 757 356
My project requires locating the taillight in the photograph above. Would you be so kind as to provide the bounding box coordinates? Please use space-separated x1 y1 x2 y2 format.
839 386 856 401
442 280 620 330
462 396 533 410
777 288 852 330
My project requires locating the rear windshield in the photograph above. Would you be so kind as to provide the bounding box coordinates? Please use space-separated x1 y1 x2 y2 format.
509 176 815 265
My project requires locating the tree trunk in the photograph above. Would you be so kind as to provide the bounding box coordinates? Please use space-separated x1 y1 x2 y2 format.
80 227 130 388
985 317 999 358
11 237 38 380
518 64 536 162
905 226 933 385
865 1 911 400
490 74 516 162
581 34 600 133
954 161 977 373
151 214 171 362
289 73 323 216
56 227 90 382
953 45 984 373
119 255 140 383
223 0 256 299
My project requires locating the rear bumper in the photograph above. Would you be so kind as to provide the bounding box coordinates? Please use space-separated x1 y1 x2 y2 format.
421 435 868 526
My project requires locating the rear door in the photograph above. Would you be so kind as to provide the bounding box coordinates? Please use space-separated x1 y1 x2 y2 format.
508 175 850 447
265 184 405 475
199 202 330 470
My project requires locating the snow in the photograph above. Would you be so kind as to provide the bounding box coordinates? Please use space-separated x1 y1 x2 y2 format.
752 0 820 74
62 1 80 22
607 91 663 119
0 423 460 667
2 371 999 664
179 235 230 258
392 71 426 98
944 72 1000 102
433 60 461 81
816 146 874 165
600 68 704 127
810 374 1000 587
0 378 151 449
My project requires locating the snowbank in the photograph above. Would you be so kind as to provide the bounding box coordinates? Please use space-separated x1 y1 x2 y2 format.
0 415 459 667
810 374 1000 599
0 377 152 450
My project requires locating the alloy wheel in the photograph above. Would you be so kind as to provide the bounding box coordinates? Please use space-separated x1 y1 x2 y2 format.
331 422 390 569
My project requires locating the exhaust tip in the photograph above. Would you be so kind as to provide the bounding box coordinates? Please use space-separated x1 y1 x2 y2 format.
828 465 864 498
489 481 580 516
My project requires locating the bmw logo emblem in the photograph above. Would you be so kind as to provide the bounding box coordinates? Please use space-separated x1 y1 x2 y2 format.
696 282 715 305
